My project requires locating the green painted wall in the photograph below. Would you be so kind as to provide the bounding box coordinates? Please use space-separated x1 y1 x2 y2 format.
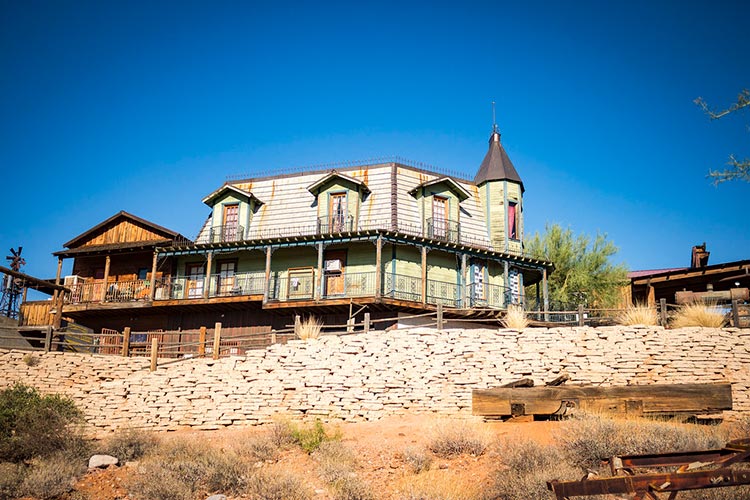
210 192 253 234
318 181 363 228
480 180 523 255
394 246 421 277
427 251 458 283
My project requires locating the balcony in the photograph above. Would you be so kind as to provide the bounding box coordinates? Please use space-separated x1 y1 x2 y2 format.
66 279 151 304
317 215 354 234
162 271 266 300
426 217 460 243
207 224 245 243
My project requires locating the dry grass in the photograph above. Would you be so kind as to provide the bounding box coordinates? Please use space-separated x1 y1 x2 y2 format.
671 302 727 328
101 427 158 462
398 472 482 500
18 453 86 500
501 305 529 329
245 469 310 500
401 446 432 474
236 433 281 462
617 303 658 326
427 419 489 458
297 315 323 340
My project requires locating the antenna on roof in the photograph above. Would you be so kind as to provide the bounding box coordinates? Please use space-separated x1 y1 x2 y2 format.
492 101 498 133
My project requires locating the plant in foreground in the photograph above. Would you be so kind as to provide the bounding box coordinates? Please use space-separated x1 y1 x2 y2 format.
617 303 658 326
501 304 529 329
671 302 727 328
428 419 488 458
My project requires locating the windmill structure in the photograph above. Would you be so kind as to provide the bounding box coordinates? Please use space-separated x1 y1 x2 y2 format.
0 247 26 319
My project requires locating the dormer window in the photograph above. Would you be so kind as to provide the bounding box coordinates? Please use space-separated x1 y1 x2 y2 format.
201 185 264 243
307 171 369 234
409 177 469 243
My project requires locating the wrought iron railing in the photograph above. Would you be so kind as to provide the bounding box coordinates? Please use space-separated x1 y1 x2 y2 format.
383 273 422 302
268 272 316 301
203 224 245 244
426 217 460 243
426 278 460 307
467 282 512 308
161 271 265 300
322 271 376 298
317 215 354 233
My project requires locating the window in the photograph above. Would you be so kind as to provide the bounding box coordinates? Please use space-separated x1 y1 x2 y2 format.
217 260 237 295
185 263 205 299
508 201 519 240
137 268 149 280
329 193 347 232
432 196 448 238
222 204 240 241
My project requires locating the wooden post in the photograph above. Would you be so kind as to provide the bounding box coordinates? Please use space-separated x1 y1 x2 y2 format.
122 327 131 357
263 246 272 302
52 291 64 329
503 261 509 307
421 246 427 304
198 326 206 357
52 257 63 305
647 281 656 308
436 303 444 331
44 326 52 353
212 322 221 360
578 304 585 327
294 315 301 337
271 331 277 344
100 255 111 302
460 254 468 308
316 242 324 300
732 300 741 328
204 252 213 299
542 268 549 321
375 236 382 299
150 337 158 371
659 298 668 327
364 312 370 333
149 250 158 301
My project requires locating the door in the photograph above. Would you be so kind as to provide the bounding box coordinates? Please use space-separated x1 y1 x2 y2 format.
473 262 485 304
222 204 240 241
186 263 205 299
324 250 347 296
217 261 237 295
432 196 447 238
329 193 347 232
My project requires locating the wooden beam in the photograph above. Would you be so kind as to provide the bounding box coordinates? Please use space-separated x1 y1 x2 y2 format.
204 252 213 299
421 246 427 304
542 267 549 320
149 250 158 301
263 246 272 303
100 255 111 302
461 253 468 307
0 266 68 292
316 242 324 300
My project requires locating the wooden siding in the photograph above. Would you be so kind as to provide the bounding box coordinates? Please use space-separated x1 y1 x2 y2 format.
209 191 253 235
72 252 159 282
76 219 168 248
427 251 459 283
19 301 52 326
394 246 421 277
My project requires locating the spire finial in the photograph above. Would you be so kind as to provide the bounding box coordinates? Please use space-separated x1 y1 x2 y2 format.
492 101 498 133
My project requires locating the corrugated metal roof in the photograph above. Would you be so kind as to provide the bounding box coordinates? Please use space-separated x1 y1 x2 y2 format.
473 131 524 190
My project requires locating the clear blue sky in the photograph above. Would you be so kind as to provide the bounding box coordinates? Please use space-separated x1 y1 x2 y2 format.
1 0 748 284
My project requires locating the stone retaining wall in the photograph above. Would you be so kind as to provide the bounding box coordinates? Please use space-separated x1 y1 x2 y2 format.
1 326 749 432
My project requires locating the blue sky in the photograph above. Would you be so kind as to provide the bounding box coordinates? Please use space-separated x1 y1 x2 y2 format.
1 0 748 284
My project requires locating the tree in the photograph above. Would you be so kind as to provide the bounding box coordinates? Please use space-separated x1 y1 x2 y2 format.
524 224 629 308
694 89 750 184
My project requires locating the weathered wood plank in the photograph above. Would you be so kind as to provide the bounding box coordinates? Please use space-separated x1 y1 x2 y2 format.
472 383 733 418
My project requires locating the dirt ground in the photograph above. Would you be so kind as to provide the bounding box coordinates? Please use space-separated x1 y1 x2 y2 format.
68 414 559 500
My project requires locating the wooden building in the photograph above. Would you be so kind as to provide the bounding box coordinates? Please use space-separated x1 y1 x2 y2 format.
37 129 553 332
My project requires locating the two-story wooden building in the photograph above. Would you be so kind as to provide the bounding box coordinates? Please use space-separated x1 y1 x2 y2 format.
47 129 553 332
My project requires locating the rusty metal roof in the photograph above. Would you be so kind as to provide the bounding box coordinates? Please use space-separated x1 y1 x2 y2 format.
473 131 524 190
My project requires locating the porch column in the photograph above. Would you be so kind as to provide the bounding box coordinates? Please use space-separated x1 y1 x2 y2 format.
203 252 213 299
149 250 158 301
647 280 656 308
421 246 427 304
52 256 63 303
375 235 382 299
316 242 324 300
100 255 111 302
542 267 549 320
503 261 509 307
263 246 272 303
460 254 468 308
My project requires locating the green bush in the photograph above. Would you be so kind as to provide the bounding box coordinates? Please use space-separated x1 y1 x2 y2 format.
291 419 338 453
0 383 85 462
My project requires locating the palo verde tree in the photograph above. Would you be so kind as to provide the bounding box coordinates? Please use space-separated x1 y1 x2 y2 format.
525 224 629 309
695 89 750 184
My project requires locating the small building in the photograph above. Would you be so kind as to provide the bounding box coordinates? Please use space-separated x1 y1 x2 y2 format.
36 129 553 333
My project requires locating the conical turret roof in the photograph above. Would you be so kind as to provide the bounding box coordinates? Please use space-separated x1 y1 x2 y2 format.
473 130 524 191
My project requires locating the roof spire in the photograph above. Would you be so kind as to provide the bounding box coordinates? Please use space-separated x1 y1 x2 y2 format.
492 101 498 133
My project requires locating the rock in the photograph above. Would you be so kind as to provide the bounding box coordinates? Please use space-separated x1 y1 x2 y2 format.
88 454 119 469
206 496 228 500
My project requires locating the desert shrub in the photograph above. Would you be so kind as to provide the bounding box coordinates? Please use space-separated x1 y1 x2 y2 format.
269 417 298 448
127 440 249 500
314 440 358 483
245 469 310 500
618 303 658 326
428 419 488 458
402 446 432 474
18 452 86 500
559 413 727 469
399 474 480 500
671 302 727 328
727 414 750 440
291 419 339 453
297 315 323 340
0 461 25 499
332 475 374 500
237 433 280 461
102 427 158 462
0 383 86 462
22 352 39 366
501 305 528 329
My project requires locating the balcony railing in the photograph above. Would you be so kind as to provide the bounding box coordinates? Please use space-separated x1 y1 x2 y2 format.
317 215 354 234
322 271 376 298
467 282 520 308
426 217 460 243
162 271 266 300
66 280 151 304
205 224 245 244
383 273 421 302
268 272 316 301
426 278 460 307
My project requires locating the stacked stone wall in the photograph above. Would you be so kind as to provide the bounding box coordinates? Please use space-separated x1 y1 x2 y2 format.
1 326 748 432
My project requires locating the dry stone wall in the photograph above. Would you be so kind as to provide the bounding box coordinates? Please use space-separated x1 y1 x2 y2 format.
1 326 749 433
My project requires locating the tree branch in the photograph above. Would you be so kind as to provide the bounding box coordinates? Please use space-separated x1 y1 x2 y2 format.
694 89 750 120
